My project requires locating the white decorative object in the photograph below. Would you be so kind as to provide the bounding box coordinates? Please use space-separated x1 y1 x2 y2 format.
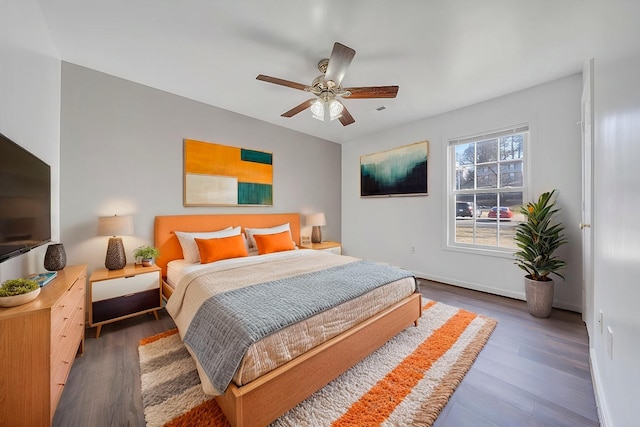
0 287 40 308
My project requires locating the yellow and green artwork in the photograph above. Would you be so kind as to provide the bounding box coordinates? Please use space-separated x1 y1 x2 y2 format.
184 139 273 206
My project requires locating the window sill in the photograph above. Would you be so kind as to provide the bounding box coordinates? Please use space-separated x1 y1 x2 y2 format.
444 242 516 259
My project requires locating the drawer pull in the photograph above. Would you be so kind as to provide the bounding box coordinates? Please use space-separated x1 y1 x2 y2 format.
62 334 67 338
64 317 70 321
124 275 135 278
63 360 70 364
58 382 65 386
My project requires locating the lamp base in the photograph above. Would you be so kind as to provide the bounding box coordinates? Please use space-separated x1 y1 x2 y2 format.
105 237 126 270
311 226 322 244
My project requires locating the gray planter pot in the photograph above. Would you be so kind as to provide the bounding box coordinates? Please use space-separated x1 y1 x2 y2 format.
524 275 554 318
142 258 155 267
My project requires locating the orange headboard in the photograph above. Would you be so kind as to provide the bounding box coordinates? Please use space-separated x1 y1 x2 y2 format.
154 213 300 277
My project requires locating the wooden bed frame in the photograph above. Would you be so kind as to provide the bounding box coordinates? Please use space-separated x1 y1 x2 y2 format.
154 213 422 427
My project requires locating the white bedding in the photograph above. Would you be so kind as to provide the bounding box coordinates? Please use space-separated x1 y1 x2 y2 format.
166 259 200 288
166 248 301 288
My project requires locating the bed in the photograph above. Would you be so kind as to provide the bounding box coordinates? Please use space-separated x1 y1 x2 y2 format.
154 213 422 427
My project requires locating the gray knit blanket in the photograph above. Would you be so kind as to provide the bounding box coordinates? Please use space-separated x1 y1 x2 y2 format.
182 259 415 394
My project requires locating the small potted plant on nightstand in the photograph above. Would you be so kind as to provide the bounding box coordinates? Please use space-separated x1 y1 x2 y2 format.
0 278 41 307
134 245 160 267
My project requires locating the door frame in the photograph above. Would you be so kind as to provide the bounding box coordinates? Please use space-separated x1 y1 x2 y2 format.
581 58 595 339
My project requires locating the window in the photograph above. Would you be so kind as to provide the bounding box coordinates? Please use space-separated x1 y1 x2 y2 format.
448 125 528 252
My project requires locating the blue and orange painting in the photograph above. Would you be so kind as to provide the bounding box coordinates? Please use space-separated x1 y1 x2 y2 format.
360 141 428 197
184 139 273 206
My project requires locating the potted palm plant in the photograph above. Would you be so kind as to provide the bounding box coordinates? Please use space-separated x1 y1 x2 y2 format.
134 245 160 267
514 189 568 317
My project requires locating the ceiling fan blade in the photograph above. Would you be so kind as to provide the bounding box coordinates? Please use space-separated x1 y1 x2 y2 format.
256 74 308 91
338 103 355 126
324 42 355 88
343 86 399 99
281 99 315 117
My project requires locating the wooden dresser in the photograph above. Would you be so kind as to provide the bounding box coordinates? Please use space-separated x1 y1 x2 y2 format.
0 264 86 426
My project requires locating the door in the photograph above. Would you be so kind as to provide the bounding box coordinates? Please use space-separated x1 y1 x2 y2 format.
581 58 594 339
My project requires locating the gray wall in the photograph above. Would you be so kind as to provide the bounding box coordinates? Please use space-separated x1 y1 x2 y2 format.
342 74 583 311
0 0 61 282
60 63 341 275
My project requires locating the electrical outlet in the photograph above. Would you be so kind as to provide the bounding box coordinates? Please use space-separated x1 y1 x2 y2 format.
410 246 416 254
607 326 614 360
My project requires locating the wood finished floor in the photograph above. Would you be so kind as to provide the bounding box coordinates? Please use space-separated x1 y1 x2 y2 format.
53 280 599 427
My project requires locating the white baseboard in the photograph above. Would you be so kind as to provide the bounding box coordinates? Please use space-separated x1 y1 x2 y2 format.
411 270 582 312
589 348 609 427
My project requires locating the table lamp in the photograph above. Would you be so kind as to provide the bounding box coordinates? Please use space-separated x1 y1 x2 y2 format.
306 213 326 244
98 215 134 270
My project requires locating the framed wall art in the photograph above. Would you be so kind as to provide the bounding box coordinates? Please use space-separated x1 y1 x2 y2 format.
184 139 273 206
360 141 428 197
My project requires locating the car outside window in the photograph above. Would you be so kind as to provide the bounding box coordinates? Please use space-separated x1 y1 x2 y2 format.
449 125 528 252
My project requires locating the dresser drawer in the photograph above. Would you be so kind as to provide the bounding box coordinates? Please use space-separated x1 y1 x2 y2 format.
51 306 84 409
323 246 342 255
91 271 159 301
51 280 85 339
89 265 161 338
51 305 84 365
92 288 160 323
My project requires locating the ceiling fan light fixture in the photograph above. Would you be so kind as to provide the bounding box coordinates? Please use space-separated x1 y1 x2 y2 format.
310 99 324 120
310 98 343 122
257 42 398 126
328 99 343 121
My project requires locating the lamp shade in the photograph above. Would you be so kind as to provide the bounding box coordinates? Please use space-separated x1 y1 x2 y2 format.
97 215 134 237
306 213 326 227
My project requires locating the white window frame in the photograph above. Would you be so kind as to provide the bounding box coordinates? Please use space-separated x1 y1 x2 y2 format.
445 124 530 256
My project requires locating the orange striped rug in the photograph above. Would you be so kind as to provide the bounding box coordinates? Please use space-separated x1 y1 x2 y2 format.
139 299 496 426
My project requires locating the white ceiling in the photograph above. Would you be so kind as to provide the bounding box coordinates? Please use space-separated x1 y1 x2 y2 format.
37 0 640 144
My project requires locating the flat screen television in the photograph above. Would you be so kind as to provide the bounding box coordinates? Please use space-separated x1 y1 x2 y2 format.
0 132 51 263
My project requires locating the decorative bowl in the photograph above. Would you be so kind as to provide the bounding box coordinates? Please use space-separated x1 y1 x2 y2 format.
0 287 41 308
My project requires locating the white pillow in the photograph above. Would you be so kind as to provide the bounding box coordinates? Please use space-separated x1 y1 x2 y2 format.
175 226 240 263
244 223 291 250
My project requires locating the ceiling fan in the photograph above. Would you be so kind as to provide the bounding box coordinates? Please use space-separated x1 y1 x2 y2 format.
256 42 399 126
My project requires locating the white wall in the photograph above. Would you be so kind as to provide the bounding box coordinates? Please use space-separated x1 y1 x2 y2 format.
590 54 640 427
342 75 583 311
0 0 60 281
59 63 341 276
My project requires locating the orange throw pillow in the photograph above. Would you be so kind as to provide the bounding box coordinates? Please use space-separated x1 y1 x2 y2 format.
254 230 295 255
195 234 248 264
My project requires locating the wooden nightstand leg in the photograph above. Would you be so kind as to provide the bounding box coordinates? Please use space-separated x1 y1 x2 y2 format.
95 325 102 338
152 310 159 321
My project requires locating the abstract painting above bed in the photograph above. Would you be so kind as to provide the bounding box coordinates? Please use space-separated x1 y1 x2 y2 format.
183 139 273 206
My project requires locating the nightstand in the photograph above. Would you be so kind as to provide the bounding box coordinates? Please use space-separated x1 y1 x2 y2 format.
300 241 342 255
89 264 162 338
